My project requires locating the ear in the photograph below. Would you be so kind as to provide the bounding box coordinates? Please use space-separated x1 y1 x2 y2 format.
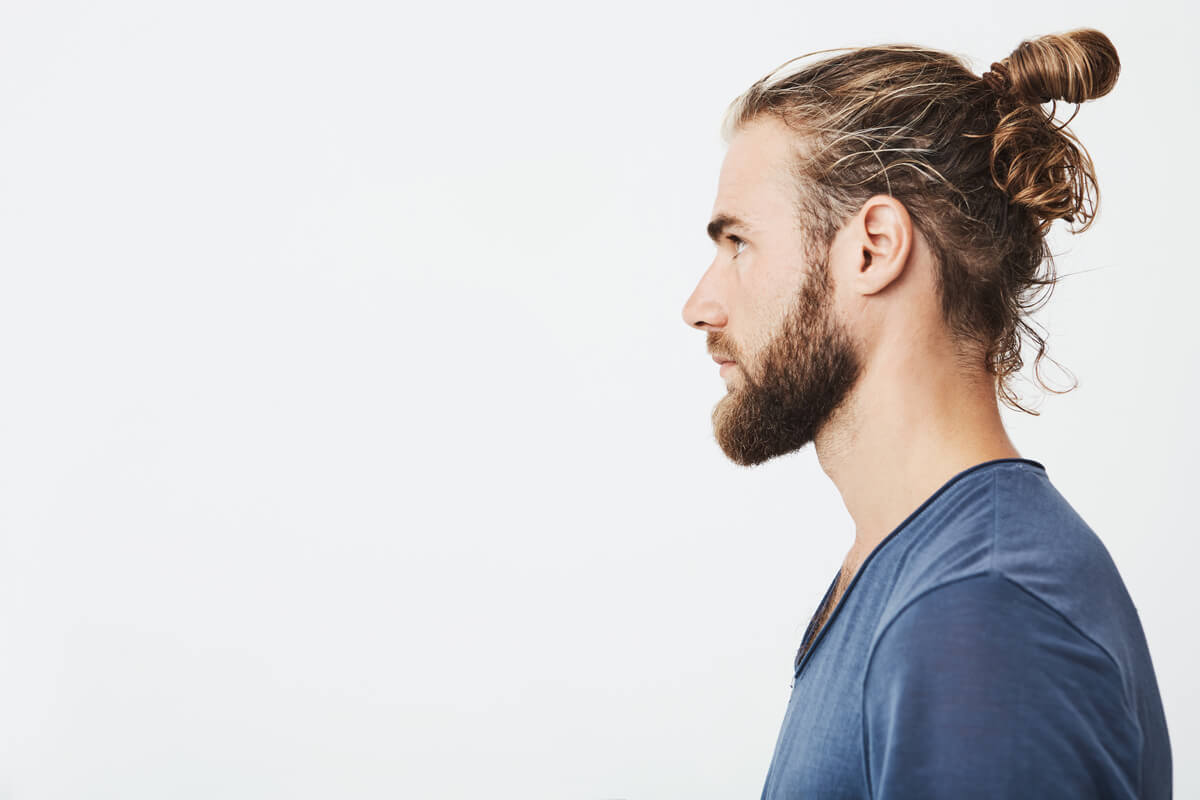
850 195 913 296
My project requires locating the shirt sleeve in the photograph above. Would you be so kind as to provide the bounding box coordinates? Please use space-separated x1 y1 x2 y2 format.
862 572 1142 799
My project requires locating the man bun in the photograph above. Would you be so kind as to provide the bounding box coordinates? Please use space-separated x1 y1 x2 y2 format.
984 28 1120 106
983 29 1121 234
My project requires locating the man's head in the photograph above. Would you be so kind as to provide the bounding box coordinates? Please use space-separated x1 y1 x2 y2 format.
683 30 1120 465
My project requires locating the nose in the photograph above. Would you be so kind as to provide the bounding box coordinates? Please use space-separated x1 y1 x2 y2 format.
682 260 728 330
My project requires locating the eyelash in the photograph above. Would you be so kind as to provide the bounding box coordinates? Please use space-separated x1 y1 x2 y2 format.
727 235 746 257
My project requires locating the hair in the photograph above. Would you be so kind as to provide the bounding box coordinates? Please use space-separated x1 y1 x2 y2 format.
721 29 1120 414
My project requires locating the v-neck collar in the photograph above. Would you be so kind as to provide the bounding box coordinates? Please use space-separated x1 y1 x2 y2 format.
792 568 842 678
790 457 1046 680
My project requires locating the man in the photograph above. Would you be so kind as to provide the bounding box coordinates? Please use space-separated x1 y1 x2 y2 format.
682 31 1172 798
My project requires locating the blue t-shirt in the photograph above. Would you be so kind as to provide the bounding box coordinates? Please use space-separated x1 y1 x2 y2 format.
760 458 1172 799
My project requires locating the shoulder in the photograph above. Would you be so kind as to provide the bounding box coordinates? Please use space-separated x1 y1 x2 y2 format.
880 462 1129 639
866 571 1123 688
861 572 1142 798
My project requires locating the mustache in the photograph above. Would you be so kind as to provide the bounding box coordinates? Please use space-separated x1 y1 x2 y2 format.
706 331 741 363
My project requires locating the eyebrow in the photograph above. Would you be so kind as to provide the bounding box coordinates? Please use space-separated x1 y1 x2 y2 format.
707 213 751 243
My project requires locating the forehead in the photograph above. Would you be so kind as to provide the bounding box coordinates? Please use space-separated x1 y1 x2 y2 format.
713 116 801 222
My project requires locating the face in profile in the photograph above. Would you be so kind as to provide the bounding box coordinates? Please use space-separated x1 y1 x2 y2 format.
682 116 864 466
709 254 862 466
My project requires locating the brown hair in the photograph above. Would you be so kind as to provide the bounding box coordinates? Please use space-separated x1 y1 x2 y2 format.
722 29 1120 413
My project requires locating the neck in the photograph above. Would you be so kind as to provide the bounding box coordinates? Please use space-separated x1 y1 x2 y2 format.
813 341 1020 578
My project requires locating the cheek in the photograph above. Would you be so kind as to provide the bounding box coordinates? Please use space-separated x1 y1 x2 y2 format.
734 304 785 365
755 283 798 335
735 259 805 356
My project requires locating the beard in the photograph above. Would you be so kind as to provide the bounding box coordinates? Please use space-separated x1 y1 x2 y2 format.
709 252 863 467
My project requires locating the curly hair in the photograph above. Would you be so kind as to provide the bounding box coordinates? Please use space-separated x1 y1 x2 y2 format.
721 29 1121 414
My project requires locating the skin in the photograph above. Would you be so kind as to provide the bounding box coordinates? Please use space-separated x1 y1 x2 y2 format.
682 115 1020 607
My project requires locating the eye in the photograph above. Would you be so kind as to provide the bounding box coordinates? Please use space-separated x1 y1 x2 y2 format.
728 235 747 258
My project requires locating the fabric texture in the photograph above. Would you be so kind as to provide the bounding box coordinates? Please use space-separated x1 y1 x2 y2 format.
759 458 1172 799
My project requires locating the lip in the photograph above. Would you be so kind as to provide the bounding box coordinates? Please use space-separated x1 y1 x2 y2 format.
718 361 737 377
711 355 735 365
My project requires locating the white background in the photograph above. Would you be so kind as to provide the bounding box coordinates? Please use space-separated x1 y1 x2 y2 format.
0 0 1195 797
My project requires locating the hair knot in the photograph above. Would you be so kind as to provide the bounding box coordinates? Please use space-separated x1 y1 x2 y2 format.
981 61 1011 97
